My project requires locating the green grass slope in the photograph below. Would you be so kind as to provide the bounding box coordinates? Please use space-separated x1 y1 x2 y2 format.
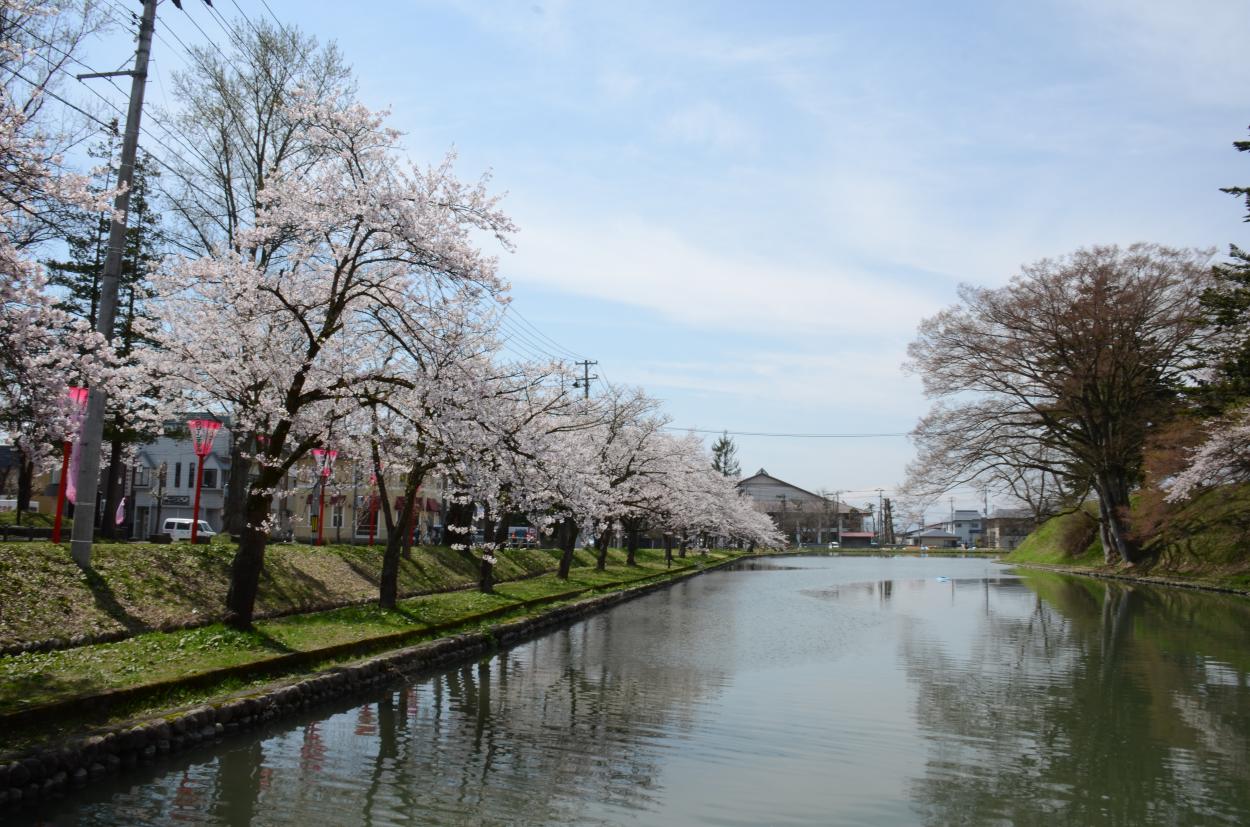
0 539 561 649
1007 485 1250 589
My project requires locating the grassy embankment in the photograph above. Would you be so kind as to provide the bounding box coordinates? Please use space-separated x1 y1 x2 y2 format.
1006 484 1250 591
0 540 740 750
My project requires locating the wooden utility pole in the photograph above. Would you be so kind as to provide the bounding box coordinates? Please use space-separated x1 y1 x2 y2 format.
573 360 598 400
882 497 895 545
70 0 158 566
876 488 884 542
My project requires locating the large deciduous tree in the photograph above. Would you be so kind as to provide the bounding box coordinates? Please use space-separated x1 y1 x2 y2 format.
905 244 1212 565
162 18 355 536
148 93 514 628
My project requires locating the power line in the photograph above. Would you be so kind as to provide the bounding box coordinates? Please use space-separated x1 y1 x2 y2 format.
666 427 908 438
504 302 586 360
3 67 117 132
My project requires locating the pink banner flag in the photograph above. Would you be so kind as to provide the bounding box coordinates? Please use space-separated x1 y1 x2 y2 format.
65 419 85 505
115 496 126 525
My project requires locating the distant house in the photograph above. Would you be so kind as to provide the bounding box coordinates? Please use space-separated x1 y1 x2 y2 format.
130 427 233 538
982 508 1036 549
737 468 863 546
906 529 961 549
939 509 984 546
106 420 446 544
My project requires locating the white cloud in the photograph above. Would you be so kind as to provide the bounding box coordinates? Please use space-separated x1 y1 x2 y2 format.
612 346 923 415
1059 0 1250 106
661 100 758 153
509 206 944 336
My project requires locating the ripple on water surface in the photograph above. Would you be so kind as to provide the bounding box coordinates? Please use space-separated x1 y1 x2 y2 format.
15 556 1250 826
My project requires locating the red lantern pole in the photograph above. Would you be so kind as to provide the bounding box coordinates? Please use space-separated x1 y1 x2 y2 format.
312 448 338 547
52 387 89 544
191 453 207 543
188 419 221 543
52 441 72 544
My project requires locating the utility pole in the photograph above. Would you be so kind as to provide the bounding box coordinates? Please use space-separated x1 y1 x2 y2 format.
70 0 158 567
572 360 598 400
876 488 884 543
834 490 843 545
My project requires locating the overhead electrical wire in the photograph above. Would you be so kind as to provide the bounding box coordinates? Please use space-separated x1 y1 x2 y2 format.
663 427 908 438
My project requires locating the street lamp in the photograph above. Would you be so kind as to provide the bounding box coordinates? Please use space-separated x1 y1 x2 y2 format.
52 386 89 544
188 419 221 543
312 447 338 546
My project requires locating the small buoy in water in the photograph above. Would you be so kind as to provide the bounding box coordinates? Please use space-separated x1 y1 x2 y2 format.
935 576 950 582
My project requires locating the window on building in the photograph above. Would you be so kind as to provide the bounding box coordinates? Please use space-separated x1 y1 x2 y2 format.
203 468 217 489
174 462 182 488
332 505 343 528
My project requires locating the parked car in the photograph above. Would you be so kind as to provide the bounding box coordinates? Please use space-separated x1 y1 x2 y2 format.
828 541 840 549
161 518 215 541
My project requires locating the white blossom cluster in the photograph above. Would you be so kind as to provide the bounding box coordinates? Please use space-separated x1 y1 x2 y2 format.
2 2 782 585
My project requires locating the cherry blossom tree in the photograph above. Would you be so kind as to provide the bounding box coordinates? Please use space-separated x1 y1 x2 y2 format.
1166 404 1250 501
146 93 515 627
0 1 118 517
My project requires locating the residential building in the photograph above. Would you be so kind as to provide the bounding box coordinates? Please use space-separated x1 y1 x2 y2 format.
737 468 864 546
982 508 1037 549
129 424 234 538
939 509 984 547
905 528 962 548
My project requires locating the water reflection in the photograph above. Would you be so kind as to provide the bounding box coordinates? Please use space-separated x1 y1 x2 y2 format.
904 573 1250 826
15 559 1250 826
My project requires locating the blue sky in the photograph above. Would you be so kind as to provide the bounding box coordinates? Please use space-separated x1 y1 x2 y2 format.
96 1 1250 513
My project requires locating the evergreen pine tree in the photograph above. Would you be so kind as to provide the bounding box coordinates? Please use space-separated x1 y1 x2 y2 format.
711 431 741 478
1192 131 1250 413
44 143 166 537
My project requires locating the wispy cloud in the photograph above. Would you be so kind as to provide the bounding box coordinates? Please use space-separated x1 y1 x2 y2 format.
509 205 945 336
660 100 758 153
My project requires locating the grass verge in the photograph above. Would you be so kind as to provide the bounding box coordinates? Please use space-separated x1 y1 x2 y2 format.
0 547 740 752
0 538 560 649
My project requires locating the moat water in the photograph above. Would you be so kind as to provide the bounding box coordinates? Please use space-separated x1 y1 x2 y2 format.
16 556 1250 825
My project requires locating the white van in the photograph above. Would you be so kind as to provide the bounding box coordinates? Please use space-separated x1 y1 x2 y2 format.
161 518 215 541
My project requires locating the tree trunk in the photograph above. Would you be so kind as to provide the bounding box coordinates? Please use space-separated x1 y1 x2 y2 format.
625 520 640 567
225 487 275 629
222 432 250 536
441 494 474 549
664 532 673 568
381 465 423 609
478 553 494 593
679 537 688 558
1095 473 1137 565
478 502 495 593
99 436 124 540
595 526 611 571
15 453 33 525
556 517 577 580
492 509 510 548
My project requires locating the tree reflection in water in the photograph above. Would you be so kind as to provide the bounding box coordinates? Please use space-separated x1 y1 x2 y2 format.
903 573 1250 826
